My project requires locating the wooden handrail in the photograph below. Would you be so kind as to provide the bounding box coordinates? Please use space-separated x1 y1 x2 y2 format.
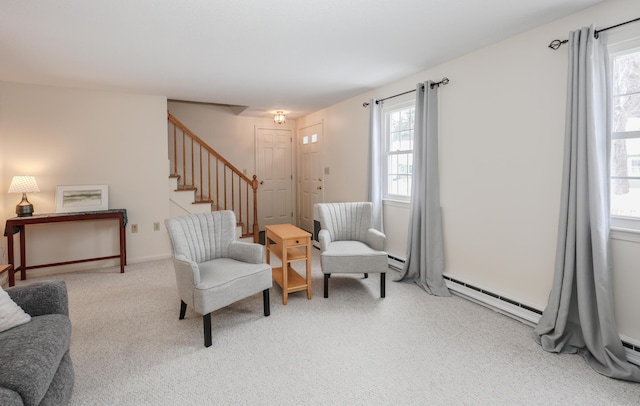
167 112 259 242
168 113 254 185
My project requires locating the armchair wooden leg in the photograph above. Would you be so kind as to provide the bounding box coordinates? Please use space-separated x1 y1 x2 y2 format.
179 300 187 320
263 289 270 316
203 313 212 348
364 273 368 278
324 273 330 298
381 272 386 298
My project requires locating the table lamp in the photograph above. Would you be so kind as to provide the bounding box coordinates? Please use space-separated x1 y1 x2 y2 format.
8 175 40 217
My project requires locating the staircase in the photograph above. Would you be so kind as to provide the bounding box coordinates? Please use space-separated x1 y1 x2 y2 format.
167 112 259 242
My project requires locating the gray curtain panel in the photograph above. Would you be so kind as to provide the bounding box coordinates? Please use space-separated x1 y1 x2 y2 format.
367 98 383 232
534 26 640 382
396 82 450 297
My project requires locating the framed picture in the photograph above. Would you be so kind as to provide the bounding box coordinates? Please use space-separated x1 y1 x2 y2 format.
56 185 109 213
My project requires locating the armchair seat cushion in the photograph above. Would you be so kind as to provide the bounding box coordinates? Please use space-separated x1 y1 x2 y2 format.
320 241 388 274
195 258 272 312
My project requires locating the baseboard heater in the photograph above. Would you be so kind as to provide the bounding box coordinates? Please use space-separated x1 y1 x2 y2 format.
386 257 640 366
387 255 405 270
443 275 543 324
443 274 640 367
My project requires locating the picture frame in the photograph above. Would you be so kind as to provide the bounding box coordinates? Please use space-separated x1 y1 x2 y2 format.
55 185 109 213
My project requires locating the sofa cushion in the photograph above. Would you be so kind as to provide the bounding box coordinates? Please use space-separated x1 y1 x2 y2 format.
0 288 31 333
0 314 72 406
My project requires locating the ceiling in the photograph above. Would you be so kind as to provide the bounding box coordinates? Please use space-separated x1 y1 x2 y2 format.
0 0 605 119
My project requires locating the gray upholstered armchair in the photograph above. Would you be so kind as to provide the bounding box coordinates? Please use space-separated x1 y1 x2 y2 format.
317 202 388 298
165 211 272 347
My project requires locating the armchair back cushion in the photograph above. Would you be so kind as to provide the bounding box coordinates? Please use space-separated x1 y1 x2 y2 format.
165 211 236 263
317 202 373 243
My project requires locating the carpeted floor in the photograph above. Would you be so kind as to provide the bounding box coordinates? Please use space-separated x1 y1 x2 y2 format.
19 249 640 405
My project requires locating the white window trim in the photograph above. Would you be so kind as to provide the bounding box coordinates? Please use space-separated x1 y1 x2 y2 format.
382 99 415 202
608 27 640 240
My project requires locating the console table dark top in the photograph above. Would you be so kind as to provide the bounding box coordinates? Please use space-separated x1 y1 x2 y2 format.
4 209 128 236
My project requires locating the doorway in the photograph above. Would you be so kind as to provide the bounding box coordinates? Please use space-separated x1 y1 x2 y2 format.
256 127 293 230
297 122 323 234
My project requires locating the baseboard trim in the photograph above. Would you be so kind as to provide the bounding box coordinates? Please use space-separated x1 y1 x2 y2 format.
443 274 640 366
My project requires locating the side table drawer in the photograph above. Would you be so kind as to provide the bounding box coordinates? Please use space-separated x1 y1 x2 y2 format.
282 236 309 248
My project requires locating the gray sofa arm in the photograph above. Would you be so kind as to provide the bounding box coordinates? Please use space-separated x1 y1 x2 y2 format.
5 280 69 317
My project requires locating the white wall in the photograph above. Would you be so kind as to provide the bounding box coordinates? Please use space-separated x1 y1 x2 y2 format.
296 0 640 341
1 82 171 279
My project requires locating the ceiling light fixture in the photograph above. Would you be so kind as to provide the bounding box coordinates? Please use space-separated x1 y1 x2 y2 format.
274 111 286 125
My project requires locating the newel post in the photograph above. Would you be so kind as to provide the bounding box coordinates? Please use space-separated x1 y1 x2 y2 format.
252 175 259 243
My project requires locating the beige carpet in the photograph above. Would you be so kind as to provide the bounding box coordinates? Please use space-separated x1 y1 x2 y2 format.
19 249 640 405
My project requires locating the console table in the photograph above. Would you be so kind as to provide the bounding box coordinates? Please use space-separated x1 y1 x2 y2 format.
265 224 312 305
4 209 127 286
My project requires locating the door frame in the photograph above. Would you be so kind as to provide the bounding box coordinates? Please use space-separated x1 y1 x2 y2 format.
297 120 324 237
255 126 294 231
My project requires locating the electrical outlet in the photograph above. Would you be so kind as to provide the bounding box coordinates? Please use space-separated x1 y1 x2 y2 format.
131 224 138 233
153 222 160 231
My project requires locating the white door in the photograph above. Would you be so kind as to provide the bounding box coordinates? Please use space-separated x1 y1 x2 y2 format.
298 122 323 234
257 127 293 229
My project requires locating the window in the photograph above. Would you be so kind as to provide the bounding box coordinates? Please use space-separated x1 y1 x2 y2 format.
301 133 318 145
610 43 640 229
383 101 415 200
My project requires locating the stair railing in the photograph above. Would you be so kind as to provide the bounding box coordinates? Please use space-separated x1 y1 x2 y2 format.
168 112 259 242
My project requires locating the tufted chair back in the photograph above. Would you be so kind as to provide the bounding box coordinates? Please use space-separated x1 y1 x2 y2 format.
317 202 373 243
165 211 236 264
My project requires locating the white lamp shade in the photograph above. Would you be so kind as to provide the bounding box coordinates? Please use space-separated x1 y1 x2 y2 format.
8 176 40 194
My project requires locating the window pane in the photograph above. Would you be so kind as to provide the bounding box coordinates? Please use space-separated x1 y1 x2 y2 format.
613 52 640 95
611 138 640 218
390 111 400 132
387 153 412 197
613 93 640 132
400 108 413 130
399 130 413 151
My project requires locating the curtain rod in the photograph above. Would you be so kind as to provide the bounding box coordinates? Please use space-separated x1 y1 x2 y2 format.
548 16 640 50
362 77 450 107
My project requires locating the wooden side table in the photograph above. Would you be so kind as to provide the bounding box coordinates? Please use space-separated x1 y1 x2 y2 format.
265 224 312 305
1 264 15 287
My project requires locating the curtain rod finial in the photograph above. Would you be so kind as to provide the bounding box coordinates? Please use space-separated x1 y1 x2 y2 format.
548 39 568 50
